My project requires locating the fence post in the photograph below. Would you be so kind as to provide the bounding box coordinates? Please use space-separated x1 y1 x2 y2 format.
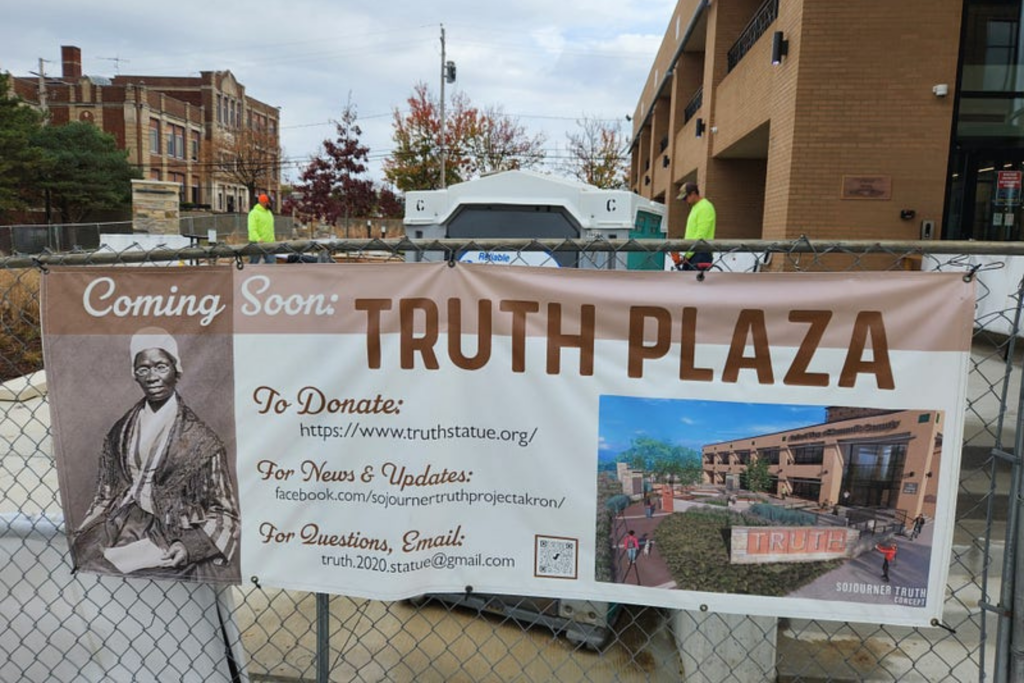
317 592 330 682
673 611 777 681
997 279 1024 683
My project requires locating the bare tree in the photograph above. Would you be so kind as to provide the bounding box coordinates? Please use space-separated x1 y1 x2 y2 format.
563 116 629 189
209 124 280 204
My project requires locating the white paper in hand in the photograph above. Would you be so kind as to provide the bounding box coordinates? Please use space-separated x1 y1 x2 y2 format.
102 538 168 573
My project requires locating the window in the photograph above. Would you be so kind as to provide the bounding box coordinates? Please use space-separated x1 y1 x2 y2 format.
792 444 825 465
149 119 160 154
735 450 750 465
191 182 200 205
984 19 1019 91
191 132 200 161
759 447 780 465
789 480 822 501
169 172 186 200
843 441 908 507
175 127 185 159
149 169 161 181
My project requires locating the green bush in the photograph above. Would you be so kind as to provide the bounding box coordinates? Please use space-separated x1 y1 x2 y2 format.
654 510 841 596
749 503 818 526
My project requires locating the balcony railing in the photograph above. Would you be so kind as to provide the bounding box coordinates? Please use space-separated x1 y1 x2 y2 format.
727 0 779 72
683 86 703 124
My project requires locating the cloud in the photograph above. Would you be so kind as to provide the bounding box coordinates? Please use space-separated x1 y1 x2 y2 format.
1 0 674 183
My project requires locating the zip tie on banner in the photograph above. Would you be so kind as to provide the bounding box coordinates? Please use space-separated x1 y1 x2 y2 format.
930 618 957 634
250 575 262 590
464 585 474 596
447 249 457 268
31 257 49 274
234 252 245 270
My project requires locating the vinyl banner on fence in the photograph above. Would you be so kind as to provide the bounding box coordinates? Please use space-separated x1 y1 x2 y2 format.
42 263 974 626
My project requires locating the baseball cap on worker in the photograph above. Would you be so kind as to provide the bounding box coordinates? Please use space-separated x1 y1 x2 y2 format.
678 182 699 199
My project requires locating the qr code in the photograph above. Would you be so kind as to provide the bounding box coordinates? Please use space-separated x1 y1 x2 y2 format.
534 535 578 579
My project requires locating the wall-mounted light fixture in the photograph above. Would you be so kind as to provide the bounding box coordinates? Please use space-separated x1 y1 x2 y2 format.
695 117 706 138
771 31 789 65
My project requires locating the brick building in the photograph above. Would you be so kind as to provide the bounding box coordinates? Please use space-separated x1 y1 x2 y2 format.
631 0 1021 244
9 45 280 214
701 407 943 521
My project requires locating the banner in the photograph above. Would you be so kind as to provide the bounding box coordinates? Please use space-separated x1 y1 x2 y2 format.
43 263 974 626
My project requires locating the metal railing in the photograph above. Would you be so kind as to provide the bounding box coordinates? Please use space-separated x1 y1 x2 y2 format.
727 0 780 72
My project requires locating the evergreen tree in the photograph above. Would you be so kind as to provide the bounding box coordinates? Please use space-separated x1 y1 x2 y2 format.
0 74 46 214
31 121 138 223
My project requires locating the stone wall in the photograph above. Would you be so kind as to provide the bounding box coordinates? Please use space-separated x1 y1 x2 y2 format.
131 180 180 234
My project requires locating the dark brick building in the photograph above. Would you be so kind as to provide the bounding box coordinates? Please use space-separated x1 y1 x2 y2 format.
9 45 280 214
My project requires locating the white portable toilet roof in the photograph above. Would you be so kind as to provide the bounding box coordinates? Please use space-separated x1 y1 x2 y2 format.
404 169 665 233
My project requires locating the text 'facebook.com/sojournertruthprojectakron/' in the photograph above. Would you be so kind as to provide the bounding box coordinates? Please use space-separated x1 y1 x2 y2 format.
273 487 566 510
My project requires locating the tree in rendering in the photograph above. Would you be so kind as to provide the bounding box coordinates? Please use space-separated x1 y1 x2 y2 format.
743 456 772 494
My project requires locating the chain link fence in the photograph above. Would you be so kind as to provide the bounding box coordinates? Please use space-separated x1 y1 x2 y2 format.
0 215 404 255
1 238 1021 682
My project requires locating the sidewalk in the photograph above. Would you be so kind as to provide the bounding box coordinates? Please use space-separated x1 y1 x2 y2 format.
790 522 934 606
609 500 676 588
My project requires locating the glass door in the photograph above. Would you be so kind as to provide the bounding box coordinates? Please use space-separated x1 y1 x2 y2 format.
947 148 1024 240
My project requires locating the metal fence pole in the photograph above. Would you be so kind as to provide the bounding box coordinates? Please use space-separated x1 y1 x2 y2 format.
317 592 330 683
990 277 1024 683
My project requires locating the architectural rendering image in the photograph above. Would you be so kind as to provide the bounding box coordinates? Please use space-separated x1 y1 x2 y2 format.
597 396 940 606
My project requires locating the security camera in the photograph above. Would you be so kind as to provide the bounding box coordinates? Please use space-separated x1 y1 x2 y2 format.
932 84 949 97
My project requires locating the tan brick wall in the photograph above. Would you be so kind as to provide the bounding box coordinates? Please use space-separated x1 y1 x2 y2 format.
785 0 961 240
632 0 963 243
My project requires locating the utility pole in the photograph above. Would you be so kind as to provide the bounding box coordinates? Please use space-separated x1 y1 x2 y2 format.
32 58 50 115
439 25 446 189
439 26 456 189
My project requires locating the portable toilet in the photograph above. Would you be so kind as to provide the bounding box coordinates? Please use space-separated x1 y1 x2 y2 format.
403 170 666 269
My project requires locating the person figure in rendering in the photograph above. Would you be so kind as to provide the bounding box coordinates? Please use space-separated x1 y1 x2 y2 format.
71 328 240 583
875 541 898 582
247 193 275 264
670 181 716 271
910 514 926 540
623 530 640 565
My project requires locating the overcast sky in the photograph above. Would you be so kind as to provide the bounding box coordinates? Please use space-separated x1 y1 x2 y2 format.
0 0 674 185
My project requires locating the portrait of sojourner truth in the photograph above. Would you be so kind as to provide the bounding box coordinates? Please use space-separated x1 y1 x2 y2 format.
69 327 240 584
